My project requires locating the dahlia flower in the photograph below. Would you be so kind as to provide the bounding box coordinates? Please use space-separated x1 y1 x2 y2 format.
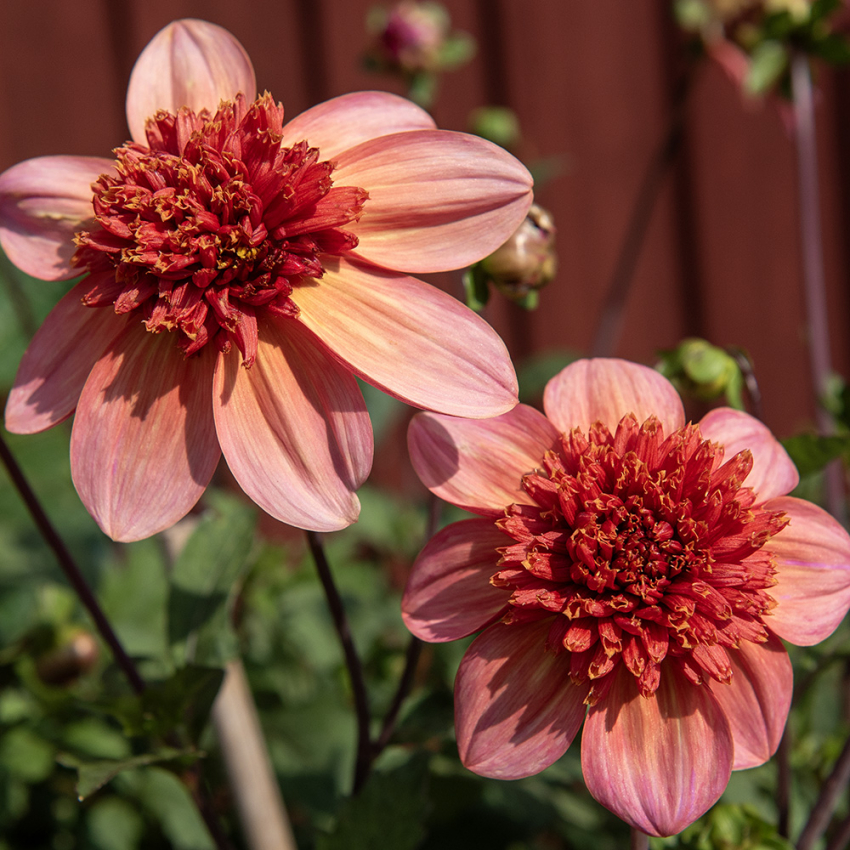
0 19 531 541
403 358 850 836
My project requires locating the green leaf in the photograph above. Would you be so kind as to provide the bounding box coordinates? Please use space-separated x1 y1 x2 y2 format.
745 41 788 95
87 796 144 850
168 491 256 666
781 433 848 477
317 755 430 850
57 747 195 800
98 665 224 741
462 265 490 312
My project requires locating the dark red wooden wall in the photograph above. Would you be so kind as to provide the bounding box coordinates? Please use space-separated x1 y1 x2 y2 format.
2 0 848 437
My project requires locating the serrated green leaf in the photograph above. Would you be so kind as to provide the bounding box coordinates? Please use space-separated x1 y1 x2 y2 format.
317 755 430 850
57 746 194 800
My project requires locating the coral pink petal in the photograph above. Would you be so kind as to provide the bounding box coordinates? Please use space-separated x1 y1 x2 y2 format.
5 279 127 434
543 359 685 435
0 156 112 280
70 326 220 542
763 496 850 645
582 666 733 837
334 130 533 273
294 257 517 418
455 619 589 779
126 19 256 144
707 633 792 770
213 317 372 532
402 518 510 642
282 91 436 161
699 408 799 501
407 405 559 515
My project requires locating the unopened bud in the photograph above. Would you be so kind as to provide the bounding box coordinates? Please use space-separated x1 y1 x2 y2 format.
365 1 474 78
658 338 745 408
480 204 557 307
35 630 99 687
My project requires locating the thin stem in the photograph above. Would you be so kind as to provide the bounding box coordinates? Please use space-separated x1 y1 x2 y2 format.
305 529 372 794
0 431 145 695
791 51 845 521
826 811 850 850
796 734 850 850
777 728 791 839
630 826 650 850
374 636 422 755
374 492 440 757
589 73 689 357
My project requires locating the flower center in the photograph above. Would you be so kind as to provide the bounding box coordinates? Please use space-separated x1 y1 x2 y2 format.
72 93 368 366
495 415 788 704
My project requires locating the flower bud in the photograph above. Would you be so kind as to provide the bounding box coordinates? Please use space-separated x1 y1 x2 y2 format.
365 1 474 78
479 204 557 307
35 629 100 687
657 338 745 408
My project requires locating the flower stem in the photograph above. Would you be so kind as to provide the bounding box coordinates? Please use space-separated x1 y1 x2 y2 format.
797 734 850 850
630 826 650 850
305 529 372 794
790 51 845 521
0 430 146 696
373 492 441 758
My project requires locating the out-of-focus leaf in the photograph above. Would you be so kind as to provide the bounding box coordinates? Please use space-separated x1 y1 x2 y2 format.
781 433 847 477
99 665 224 742
317 754 430 850
98 539 169 665
168 491 255 666
118 765 215 850
86 796 144 850
462 265 490 312
745 41 788 95
57 747 193 799
0 726 54 782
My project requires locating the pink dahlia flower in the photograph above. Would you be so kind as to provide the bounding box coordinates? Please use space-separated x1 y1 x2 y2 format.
0 19 532 542
403 358 850 837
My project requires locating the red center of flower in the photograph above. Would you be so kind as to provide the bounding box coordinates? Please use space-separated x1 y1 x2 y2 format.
72 93 368 366
495 415 788 704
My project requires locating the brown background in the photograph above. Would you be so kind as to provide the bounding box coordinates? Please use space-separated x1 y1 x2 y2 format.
1 0 849 437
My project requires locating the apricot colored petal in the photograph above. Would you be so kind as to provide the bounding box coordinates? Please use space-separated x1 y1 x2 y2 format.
335 130 533 273
126 19 256 144
402 518 510 642
455 620 589 780
407 405 559 515
294 258 517 418
213 318 372 532
5 278 126 433
282 91 436 161
543 358 685 435
699 408 799 501
707 633 792 770
70 327 220 542
0 156 111 280
763 496 850 645
582 666 733 837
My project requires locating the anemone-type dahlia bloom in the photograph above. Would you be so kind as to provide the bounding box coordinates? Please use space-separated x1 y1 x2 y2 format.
403 358 850 837
0 19 531 542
